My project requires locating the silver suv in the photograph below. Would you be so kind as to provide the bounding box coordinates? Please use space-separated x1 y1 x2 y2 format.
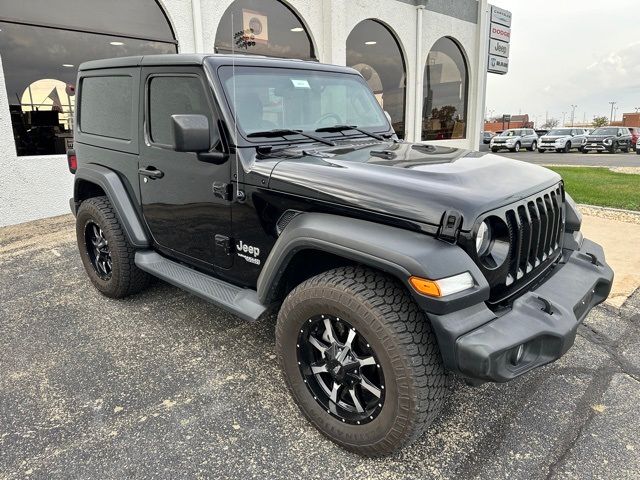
490 128 538 152
538 128 588 153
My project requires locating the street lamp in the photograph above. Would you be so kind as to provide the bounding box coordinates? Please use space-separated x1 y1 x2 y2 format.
609 101 617 123
570 105 577 127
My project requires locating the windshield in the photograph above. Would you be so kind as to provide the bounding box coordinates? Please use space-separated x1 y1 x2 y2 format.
499 130 520 137
548 129 572 136
591 127 618 135
216 65 389 139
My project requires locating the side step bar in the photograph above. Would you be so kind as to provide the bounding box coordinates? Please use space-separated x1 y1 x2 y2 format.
135 251 268 322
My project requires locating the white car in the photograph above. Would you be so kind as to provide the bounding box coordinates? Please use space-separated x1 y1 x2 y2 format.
490 128 538 152
538 128 588 153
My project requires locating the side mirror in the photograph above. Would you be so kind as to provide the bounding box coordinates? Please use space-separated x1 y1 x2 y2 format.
171 114 210 152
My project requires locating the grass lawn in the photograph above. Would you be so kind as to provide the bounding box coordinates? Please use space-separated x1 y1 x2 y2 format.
547 167 640 211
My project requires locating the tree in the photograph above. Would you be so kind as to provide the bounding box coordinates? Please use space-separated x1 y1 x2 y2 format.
592 116 609 127
541 118 559 129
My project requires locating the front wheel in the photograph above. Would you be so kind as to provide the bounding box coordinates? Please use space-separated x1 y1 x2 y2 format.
276 267 448 457
491 147 499 153
538 148 546 153
510 142 521 153
609 143 617 154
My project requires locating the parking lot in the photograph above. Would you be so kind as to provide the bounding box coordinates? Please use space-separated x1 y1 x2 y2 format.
1 215 639 479
479 145 640 167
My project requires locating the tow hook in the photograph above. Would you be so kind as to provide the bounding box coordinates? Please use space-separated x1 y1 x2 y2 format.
537 296 554 315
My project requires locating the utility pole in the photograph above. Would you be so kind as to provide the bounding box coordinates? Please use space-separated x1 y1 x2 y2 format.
562 111 566 127
635 107 640 113
570 105 577 127
614 106 618 123
609 101 617 123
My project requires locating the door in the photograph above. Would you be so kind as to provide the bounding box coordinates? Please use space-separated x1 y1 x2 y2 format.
139 67 233 269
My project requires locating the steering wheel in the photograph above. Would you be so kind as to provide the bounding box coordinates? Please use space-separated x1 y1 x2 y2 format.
315 113 343 127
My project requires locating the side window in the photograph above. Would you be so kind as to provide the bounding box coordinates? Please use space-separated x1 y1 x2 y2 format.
80 76 132 140
148 75 215 146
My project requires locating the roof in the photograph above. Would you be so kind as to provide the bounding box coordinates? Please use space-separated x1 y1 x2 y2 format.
79 54 359 76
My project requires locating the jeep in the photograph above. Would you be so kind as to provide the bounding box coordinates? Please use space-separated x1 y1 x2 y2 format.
68 54 613 457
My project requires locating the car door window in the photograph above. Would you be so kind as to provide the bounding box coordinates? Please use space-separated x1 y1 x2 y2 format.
148 75 217 147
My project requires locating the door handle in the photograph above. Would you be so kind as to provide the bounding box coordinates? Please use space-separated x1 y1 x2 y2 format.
138 167 164 179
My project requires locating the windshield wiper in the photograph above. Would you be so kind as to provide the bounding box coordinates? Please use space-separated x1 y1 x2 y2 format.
247 128 335 146
315 124 388 141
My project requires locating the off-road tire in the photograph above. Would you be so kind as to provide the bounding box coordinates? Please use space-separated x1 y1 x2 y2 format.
76 196 151 298
276 266 448 457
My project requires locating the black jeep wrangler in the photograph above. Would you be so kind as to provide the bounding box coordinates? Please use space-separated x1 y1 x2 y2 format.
68 54 613 456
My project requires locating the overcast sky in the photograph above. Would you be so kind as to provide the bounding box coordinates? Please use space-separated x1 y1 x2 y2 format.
486 0 640 127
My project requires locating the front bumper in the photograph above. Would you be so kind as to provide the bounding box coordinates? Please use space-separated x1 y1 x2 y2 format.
584 143 608 151
428 237 613 383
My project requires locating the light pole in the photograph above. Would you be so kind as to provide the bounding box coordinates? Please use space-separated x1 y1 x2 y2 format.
635 107 640 113
562 111 566 127
609 101 617 123
570 104 577 127
614 106 619 122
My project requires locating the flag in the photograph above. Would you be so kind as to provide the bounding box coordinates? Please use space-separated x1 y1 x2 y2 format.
47 87 63 112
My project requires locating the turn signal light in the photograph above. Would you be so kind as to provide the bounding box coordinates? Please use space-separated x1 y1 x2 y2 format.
409 272 475 298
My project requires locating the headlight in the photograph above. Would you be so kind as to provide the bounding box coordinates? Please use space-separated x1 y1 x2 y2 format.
475 217 510 269
603 138 612 145
555 138 565 144
506 139 515 144
476 220 491 256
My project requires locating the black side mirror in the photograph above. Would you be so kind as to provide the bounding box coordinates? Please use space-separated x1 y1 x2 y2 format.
171 114 210 152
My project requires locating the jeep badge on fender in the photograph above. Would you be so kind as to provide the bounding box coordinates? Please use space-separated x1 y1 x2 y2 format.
69 54 613 457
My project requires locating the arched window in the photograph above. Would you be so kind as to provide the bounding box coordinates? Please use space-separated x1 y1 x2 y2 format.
346 20 407 139
422 37 468 141
215 0 315 60
0 0 176 156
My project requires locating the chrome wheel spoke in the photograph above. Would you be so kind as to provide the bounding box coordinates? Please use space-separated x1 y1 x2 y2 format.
358 356 376 367
311 362 327 374
329 382 340 404
360 376 381 398
308 335 328 355
349 388 364 413
322 318 336 344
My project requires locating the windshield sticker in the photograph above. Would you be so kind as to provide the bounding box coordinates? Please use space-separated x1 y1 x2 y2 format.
291 79 311 89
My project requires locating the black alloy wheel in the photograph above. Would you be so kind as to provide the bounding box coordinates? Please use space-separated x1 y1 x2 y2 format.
85 222 112 279
297 314 385 425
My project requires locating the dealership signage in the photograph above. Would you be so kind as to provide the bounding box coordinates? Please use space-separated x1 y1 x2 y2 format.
488 5 511 75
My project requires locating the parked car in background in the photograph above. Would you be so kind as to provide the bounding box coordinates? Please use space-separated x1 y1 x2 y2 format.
538 128 588 153
535 129 549 138
637 138 640 155
583 127 632 153
627 127 640 148
490 128 538 152
482 131 495 144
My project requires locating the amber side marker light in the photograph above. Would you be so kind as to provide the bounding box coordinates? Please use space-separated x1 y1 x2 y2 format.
409 272 475 297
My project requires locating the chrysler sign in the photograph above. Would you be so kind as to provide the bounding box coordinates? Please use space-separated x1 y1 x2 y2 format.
488 5 511 75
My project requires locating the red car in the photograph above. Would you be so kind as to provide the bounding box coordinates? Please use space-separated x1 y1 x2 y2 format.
628 127 640 148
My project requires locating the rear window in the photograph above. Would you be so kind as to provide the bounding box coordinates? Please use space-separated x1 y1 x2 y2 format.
80 76 132 140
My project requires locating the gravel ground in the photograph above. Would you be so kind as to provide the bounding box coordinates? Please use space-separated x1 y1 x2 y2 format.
1 215 639 479
579 204 640 225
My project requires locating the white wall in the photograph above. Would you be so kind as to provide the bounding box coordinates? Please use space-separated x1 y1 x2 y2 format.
0 0 485 227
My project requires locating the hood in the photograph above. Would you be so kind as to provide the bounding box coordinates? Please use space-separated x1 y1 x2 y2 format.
267 142 561 231
586 135 615 141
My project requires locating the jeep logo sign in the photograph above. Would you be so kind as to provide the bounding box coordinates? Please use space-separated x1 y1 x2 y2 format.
489 39 510 58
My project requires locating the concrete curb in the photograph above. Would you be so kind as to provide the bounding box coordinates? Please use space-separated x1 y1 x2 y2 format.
578 203 640 217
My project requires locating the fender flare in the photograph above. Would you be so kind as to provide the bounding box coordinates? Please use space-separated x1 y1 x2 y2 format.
73 164 150 248
257 213 489 315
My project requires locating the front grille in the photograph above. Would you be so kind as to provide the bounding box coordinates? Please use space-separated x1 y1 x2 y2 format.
465 183 565 305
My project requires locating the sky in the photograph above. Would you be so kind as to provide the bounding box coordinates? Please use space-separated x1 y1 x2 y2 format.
486 0 640 127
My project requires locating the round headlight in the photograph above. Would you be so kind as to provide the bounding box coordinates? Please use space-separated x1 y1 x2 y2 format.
475 216 510 270
475 221 491 256
603 138 612 145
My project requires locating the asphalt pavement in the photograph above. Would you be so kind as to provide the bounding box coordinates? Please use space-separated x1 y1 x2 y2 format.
479 144 640 167
1 215 639 480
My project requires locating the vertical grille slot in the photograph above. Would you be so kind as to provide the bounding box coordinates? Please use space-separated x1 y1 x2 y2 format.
527 202 541 267
536 197 550 261
517 205 533 273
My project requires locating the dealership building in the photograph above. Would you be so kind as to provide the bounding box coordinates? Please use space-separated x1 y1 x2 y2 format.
0 0 494 226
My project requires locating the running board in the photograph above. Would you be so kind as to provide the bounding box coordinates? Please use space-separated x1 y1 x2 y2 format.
135 251 267 322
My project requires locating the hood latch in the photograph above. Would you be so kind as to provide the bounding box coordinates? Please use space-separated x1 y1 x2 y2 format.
438 210 463 244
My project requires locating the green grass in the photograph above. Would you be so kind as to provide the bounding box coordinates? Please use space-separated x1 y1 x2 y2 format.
547 167 640 211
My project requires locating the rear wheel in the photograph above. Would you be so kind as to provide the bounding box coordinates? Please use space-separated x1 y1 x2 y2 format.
527 141 537 151
276 267 448 457
76 196 151 298
609 142 617 154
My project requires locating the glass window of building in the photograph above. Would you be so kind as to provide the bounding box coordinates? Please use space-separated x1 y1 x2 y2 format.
215 0 316 60
346 20 406 139
0 0 177 156
422 37 468 141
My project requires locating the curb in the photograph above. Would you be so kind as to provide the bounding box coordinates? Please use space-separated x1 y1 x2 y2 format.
578 203 640 217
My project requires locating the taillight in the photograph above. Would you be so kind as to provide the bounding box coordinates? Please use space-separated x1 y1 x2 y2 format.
67 149 77 174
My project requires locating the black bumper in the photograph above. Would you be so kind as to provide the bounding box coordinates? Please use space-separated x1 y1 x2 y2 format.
428 238 613 383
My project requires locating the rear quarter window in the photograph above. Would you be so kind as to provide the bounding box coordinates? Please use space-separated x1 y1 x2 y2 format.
80 76 132 140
